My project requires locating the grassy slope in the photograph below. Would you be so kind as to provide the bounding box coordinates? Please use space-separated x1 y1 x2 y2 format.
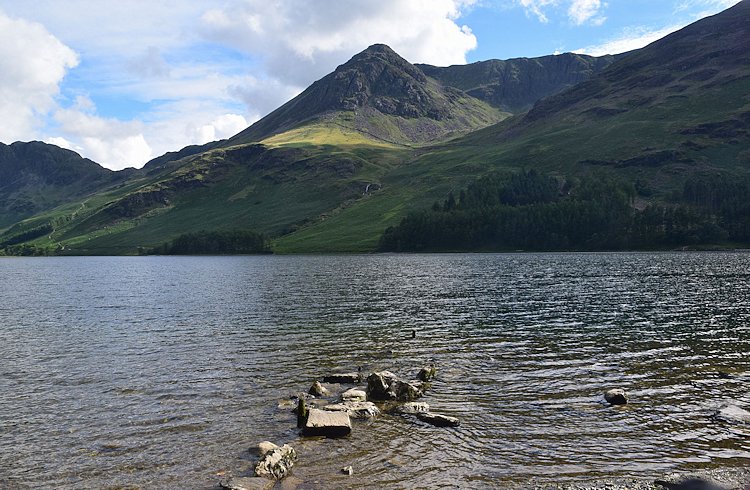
7 127 412 254
274 73 750 253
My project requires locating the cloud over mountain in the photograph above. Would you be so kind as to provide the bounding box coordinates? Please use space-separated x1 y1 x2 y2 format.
0 11 78 143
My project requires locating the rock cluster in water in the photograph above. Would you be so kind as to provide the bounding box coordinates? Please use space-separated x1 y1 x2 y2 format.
219 364 460 487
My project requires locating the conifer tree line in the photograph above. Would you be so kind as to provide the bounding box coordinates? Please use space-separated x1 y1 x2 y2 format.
379 170 750 252
150 229 270 255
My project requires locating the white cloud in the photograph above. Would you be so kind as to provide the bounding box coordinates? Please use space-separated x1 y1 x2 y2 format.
574 24 682 56
568 0 603 25
518 0 605 25
0 10 78 143
188 113 249 144
518 0 558 23
201 0 479 88
128 46 171 78
51 96 152 170
675 0 742 14
574 0 740 56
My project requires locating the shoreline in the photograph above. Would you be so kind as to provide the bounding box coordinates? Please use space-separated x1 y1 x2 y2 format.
517 468 750 490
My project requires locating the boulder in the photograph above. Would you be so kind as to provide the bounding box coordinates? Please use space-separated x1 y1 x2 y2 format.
220 476 274 490
604 389 628 405
309 381 330 397
303 408 352 437
255 444 297 480
341 465 354 476
341 388 367 402
656 478 728 490
367 371 424 401
323 401 381 419
322 372 361 384
714 404 750 424
393 402 430 414
417 365 436 382
416 412 460 427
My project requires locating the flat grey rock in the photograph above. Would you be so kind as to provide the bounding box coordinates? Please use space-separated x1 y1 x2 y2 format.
303 408 352 437
219 476 274 490
323 401 380 419
341 388 367 402
417 412 460 427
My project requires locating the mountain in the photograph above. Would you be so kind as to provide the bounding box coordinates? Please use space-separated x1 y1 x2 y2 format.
229 44 505 146
417 52 618 113
0 141 130 229
270 1 750 252
2 2 747 254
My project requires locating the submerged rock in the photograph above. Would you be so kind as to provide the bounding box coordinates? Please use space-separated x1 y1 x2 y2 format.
416 412 460 427
604 389 628 405
714 404 750 424
323 401 381 419
255 444 297 480
367 371 424 401
303 408 352 437
323 372 361 384
341 388 367 402
393 402 430 414
309 381 330 397
417 365 436 382
220 476 274 490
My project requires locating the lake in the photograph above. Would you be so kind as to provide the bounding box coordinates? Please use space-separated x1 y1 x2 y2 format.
1 253 749 489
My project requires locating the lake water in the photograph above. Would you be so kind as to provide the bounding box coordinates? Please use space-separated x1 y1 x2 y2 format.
1 253 749 489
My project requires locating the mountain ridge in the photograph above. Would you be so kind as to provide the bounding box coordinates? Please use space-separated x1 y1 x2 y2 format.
416 52 619 113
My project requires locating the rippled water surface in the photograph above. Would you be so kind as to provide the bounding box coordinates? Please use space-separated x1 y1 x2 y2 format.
1 253 749 489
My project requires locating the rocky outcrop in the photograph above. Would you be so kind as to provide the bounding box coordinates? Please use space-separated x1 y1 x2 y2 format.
303 408 352 437
323 401 381 419
367 371 424 401
417 365 436 382
416 412 460 428
417 52 618 113
254 444 297 480
604 389 628 405
309 381 330 397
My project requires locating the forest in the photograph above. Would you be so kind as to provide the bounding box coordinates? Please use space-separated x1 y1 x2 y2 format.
150 229 270 255
379 170 750 252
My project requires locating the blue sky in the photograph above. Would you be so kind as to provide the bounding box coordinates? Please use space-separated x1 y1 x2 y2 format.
0 0 741 169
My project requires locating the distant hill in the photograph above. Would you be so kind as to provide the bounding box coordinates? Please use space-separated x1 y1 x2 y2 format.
417 52 617 113
0 141 129 229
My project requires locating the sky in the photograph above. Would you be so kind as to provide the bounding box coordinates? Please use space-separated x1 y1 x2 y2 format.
0 0 741 170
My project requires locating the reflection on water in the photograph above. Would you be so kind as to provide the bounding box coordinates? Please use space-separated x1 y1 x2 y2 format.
0 253 749 489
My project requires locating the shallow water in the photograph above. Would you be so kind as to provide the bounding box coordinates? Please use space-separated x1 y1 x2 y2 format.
0 253 749 489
